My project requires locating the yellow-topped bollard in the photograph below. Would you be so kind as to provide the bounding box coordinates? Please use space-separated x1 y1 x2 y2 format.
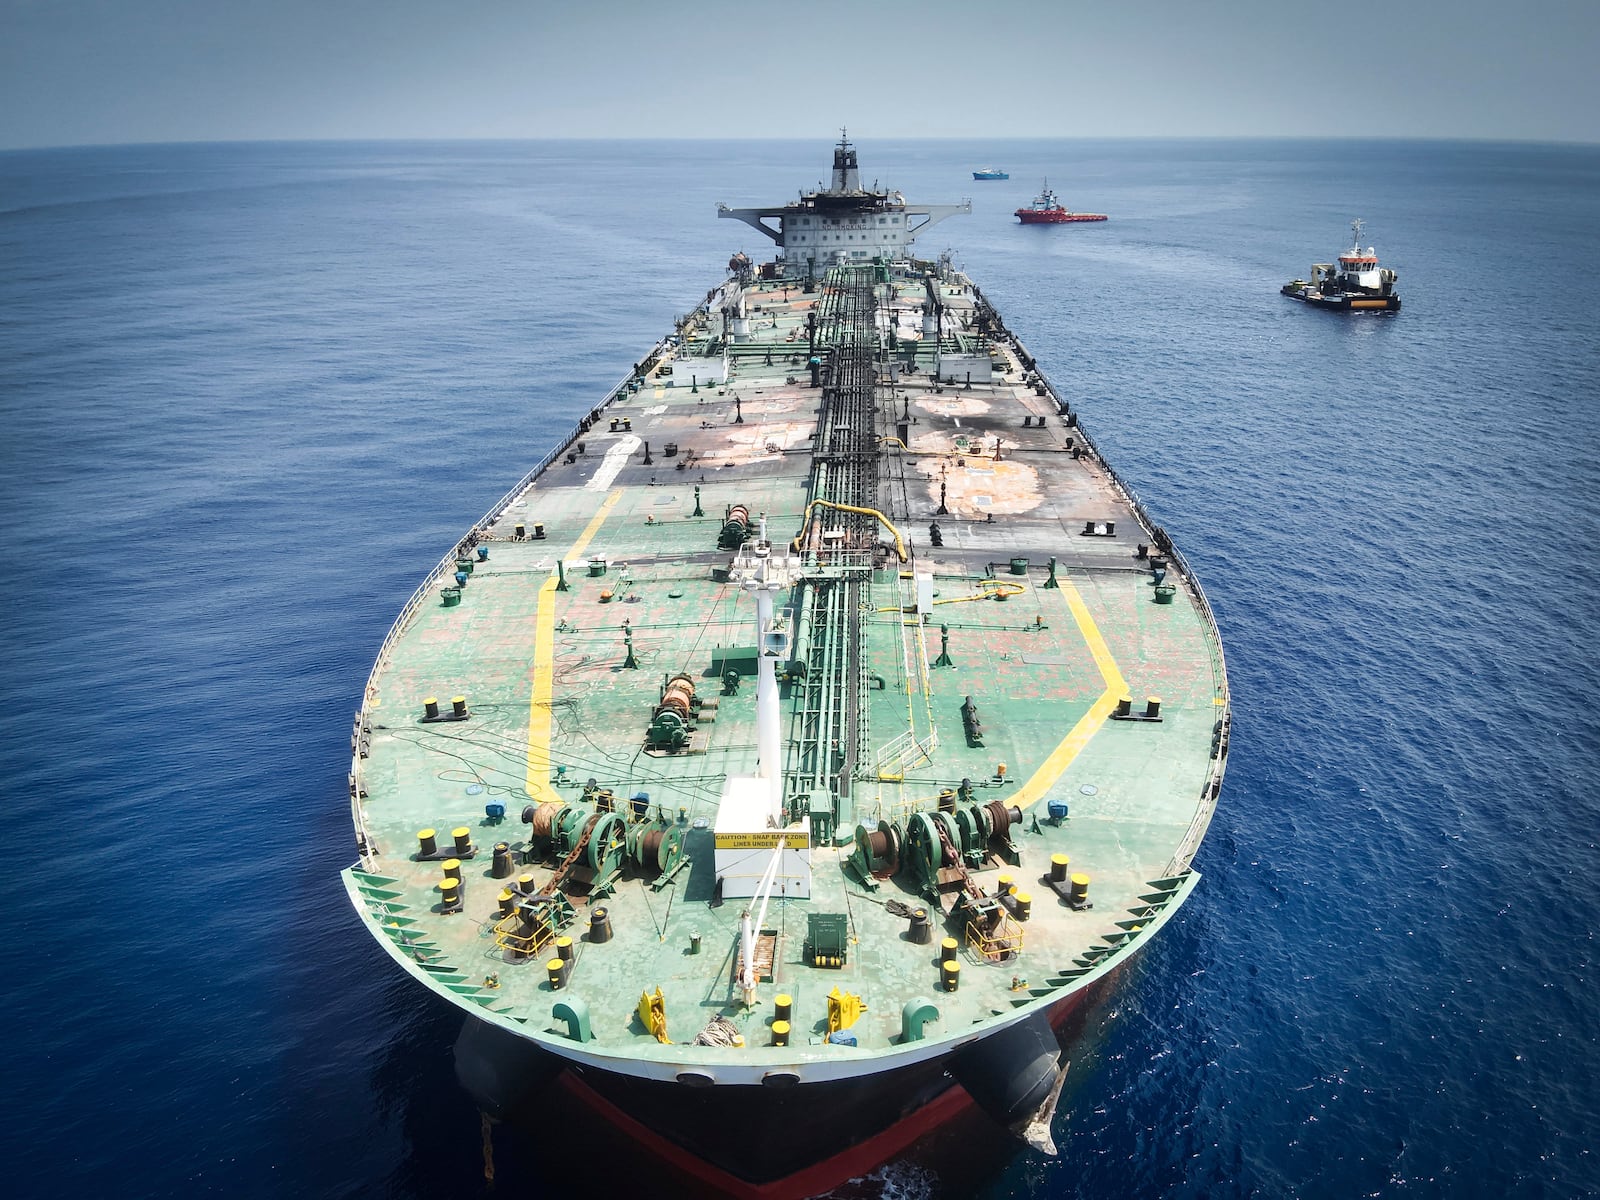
909 908 932 944
417 828 437 857
1050 853 1070 882
941 960 961 992
452 827 472 855
774 994 793 1023
772 1020 791 1047
441 858 462 883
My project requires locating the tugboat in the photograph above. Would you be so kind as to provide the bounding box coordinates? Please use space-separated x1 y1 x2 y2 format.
972 167 1010 180
1015 180 1106 224
1282 219 1401 311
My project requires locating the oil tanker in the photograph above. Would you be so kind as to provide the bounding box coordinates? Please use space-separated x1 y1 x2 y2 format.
342 133 1230 1197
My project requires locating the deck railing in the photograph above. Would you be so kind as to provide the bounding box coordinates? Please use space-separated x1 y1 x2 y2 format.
1009 326 1233 878
967 911 1025 962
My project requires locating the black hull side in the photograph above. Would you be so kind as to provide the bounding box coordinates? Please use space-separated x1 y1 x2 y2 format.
573 1052 963 1183
1282 286 1401 312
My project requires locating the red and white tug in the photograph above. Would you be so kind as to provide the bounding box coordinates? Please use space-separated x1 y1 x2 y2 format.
1014 180 1107 224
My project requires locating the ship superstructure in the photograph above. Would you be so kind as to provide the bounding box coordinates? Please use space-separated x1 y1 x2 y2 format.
343 136 1229 1197
718 129 970 274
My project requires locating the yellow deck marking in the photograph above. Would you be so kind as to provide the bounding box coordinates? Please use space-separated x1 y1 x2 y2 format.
1012 581 1129 812
526 491 622 794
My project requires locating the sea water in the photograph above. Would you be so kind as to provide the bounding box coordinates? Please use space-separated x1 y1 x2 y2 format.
1 139 1596 1199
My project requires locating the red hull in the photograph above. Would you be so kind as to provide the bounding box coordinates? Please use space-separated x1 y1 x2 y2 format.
533 989 1094 1200
560 1070 978 1200
467 985 1100 1200
1016 211 1108 224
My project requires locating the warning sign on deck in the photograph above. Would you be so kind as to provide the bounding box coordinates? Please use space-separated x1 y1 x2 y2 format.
714 832 810 850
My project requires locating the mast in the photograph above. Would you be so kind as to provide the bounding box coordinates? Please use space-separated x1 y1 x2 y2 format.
830 127 860 193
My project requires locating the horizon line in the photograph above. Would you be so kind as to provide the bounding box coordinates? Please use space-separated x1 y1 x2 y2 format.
4 133 1598 155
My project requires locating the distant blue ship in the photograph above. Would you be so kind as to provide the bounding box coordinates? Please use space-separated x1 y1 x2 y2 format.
972 167 1009 180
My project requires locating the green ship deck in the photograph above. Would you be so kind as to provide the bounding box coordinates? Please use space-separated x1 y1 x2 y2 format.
344 260 1229 1083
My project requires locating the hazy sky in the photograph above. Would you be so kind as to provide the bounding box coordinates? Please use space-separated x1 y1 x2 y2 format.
2 0 1595 149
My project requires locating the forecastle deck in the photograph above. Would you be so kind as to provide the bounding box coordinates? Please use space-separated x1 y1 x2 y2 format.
343 260 1230 1085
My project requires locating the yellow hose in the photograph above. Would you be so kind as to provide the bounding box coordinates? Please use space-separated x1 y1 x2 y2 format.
874 578 1024 612
935 579 1025 604
793 500 908 561
877 436 944 457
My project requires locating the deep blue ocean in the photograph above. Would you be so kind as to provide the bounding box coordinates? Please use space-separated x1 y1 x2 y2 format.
2 139 1596 1199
